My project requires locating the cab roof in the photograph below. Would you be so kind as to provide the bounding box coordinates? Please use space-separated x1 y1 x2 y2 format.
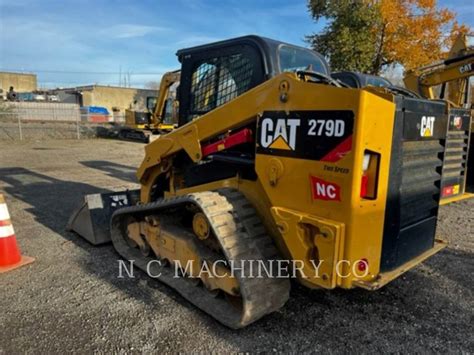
176 35 330 77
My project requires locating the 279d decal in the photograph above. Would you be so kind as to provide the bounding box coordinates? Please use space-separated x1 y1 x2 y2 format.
257 111 354 162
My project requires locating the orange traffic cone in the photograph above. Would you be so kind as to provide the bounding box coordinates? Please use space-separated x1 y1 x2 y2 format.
0 194 35 273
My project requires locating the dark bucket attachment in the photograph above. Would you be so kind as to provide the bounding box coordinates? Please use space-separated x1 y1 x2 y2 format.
67 189 140 245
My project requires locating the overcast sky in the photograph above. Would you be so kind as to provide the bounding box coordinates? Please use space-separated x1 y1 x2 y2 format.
0 0 472 88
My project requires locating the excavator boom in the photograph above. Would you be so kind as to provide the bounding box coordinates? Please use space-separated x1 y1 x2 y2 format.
152 70 181 125
404 34 474 106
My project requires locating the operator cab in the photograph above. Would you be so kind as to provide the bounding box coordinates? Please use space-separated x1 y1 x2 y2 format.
173 36 330 190
176 35 330 125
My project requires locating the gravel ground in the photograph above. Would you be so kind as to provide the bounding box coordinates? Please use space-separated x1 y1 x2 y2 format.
0 139 472 353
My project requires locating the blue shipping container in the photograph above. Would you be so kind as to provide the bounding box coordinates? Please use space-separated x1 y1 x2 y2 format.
81 106 109 115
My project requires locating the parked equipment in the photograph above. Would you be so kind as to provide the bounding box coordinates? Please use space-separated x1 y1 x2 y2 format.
69 36 451 328
404 34 474 204
119 71 180 142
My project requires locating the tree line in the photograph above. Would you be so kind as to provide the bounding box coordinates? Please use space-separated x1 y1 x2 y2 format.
306 0 470 74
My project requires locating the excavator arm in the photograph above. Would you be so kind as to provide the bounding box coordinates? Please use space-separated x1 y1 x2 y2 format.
404 34 474 107
151 70 181 125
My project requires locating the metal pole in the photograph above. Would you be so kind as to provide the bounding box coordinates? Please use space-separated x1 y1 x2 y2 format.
76 114 80 139
18 114 23 140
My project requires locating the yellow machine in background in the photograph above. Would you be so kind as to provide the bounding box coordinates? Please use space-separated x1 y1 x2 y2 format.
120 70 180 142
70 36 452 328
404 34 474 106
404 34 474 204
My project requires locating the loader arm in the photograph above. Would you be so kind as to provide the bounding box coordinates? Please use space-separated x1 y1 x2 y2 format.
137 72 294 197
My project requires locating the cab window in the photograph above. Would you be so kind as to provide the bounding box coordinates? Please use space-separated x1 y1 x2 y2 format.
189 51 256 119
146 97 157 111
279 45 328 75
366 76 391 87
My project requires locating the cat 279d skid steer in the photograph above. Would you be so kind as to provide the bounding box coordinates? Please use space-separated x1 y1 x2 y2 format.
69 35 450 328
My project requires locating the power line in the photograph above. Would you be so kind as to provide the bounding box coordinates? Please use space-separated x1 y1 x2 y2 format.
39 81 148 85
0 68 164 75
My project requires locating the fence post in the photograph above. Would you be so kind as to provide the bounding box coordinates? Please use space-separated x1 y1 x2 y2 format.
18 114 23 140
76 114 80 139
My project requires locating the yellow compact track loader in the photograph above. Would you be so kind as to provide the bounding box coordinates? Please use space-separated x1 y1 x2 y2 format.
404 34 474 204
119 70 180 143
69 36 451 328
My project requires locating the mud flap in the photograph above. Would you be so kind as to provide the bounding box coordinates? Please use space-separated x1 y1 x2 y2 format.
67 189 140 245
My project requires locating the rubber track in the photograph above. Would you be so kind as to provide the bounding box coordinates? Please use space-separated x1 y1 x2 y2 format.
110 188 290 328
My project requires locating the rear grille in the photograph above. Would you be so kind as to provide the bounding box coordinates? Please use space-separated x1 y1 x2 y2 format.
441 131 469 192
380 97 447 272
400 140 444 227
440 109 471 200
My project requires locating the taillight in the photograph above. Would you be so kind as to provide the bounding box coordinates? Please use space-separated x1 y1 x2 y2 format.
360 150 380 199
357 258 368 272
360 154 370 198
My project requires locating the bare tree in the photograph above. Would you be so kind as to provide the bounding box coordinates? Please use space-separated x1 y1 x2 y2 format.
144 81 160 90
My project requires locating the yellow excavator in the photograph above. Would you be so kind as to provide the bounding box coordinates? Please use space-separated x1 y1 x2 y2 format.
119 70 180 142
404 34 474 204
69 35 452 328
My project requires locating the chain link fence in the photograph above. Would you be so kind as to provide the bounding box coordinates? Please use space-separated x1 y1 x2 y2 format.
0 102 126 140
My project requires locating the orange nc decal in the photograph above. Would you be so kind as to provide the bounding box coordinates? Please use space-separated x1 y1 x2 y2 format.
310 176 341 201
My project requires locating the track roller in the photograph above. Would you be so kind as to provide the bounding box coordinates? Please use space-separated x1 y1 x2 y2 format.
110 188 290 328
